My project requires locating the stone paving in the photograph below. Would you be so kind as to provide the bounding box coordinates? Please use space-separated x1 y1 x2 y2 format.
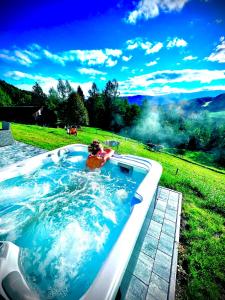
121 187 182 300
0 130 14 147
0 141 46 168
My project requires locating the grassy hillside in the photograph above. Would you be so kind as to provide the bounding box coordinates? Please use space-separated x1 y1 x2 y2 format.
10 123 225 299
165 148 225 173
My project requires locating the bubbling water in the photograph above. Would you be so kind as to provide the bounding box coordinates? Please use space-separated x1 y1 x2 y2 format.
0 152 144 299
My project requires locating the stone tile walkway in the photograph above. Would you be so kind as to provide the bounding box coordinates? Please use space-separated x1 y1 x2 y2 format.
120 187 182 300
0 141 46 168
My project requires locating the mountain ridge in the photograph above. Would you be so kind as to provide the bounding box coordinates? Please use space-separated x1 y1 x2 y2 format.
124 92 225 112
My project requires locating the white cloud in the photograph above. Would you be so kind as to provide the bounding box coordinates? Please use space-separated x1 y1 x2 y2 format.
122 55 132 61
118 69 225 96
126 38 163 54
73 50 108 65
0 53 17 63
121 66 129 71
43 50 66 66
0 44 123 67
125 0 189 24
205 36 225 63
62 49 122 66
78 68 106 75
105 49 122 57
183 55 198 61
119 85 225 96
167 37 188 48
140 41 152 50
105 58 118 67
126 39 140 50
146 42 163 54
0 48 38 67
4 70 57 83
14 51 33 66
146 60 157 66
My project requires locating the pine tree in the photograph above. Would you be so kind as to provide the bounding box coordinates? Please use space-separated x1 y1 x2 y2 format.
65 80 73 98
86 83 105 127
77 85 85 103
57 79 67 101
47 87 60 110
32 82 47 106
64 92 89 125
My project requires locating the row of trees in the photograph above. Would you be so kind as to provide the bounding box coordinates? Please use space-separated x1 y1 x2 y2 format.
31 79 141 131
0 78 141 131
0 78 224 166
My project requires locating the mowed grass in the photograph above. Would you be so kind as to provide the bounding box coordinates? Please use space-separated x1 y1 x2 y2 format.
11 123 225 299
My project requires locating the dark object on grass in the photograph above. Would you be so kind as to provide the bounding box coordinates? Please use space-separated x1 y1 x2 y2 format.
146 142 163 152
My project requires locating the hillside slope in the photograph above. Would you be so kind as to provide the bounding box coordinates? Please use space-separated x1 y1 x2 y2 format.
0 79 34 106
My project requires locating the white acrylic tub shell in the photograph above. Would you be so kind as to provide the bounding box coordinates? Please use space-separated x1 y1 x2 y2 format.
0 144 162 300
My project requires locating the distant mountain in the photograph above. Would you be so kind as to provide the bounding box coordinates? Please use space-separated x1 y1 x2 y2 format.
124 92 225 113
181 93 225 113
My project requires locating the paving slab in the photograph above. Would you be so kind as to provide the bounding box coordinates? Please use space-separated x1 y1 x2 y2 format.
121 187 182 300
0 141 46 168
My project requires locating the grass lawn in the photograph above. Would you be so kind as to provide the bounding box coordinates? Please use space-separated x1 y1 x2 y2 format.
164 148 225 174
10 123 225 299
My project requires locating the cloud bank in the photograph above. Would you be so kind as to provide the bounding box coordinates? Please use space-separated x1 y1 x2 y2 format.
206 36 225 63
0 44 123 67
126 0 190 24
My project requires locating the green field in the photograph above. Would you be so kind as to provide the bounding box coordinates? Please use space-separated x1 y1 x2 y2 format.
9 123 225 299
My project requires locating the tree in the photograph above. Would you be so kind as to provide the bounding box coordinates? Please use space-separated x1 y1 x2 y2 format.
47 87 59 110
63 92 89 125
124 103 141 127
102 80 120 130
0 89 12 106
77 85 85 103
18 93 32 105
65 80 73 97
215 148 225 167
0 88 12 106
32 82 47 106
88 83 99 98
57 79 67 101
86 83 105 127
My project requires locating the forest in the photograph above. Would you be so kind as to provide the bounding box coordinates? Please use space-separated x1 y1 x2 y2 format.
0 79 224 166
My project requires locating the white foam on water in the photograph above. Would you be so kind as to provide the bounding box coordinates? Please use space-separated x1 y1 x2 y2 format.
1 186 33 200
67 156 84 163
93 224 110 252
102 210 117 224
39 220 93 288
115 189 128 202
0 212 31 235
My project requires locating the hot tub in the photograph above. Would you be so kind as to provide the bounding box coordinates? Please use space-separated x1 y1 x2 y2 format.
0 144 162 300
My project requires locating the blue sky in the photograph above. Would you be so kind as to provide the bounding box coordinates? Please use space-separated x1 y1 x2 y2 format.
0 0 225 98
